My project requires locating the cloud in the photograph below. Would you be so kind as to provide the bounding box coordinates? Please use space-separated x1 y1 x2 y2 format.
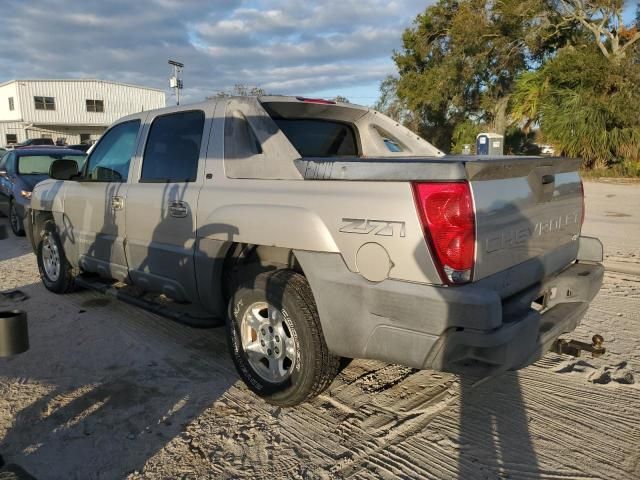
0 0 432 103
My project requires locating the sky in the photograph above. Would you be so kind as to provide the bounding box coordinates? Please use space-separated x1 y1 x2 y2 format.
0 0 431 105
0 0 637 107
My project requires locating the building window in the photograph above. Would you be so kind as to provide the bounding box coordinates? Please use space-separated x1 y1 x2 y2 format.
34 96 55 110
8 97 14 111
5 134 17 145
86 99 104 112
80 133 91 143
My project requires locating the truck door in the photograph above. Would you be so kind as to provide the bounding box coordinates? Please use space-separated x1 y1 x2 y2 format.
61 119 143 280
124 108 210 303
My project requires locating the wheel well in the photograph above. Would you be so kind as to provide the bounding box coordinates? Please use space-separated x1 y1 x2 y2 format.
28 210 54 250
31 210 54 234
221 243 303 301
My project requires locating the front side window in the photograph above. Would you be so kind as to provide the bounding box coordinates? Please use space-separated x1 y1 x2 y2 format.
18 154 86 175
8 97 14 111
86 99 104 112
141 110 204 182
85 120 140 182
34 96 55 110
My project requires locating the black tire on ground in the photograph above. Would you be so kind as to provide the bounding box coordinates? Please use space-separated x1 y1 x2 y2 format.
9 200 25 236
226 269 340 407
36 221 76 294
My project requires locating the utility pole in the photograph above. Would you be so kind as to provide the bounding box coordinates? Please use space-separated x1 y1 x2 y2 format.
168 59 184 105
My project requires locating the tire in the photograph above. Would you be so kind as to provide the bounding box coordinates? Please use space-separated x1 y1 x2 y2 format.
227 269 340 407
9 200 25 236
36 221 76 294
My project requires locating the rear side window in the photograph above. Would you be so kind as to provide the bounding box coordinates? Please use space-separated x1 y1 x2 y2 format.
273 119 358 157
86 120 140 182
225 110 262 159
141 110 205 182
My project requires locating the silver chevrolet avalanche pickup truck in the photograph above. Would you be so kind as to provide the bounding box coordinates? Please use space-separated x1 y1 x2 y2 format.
27 96 604 406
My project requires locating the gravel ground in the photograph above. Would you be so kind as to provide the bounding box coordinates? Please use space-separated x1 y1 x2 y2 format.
0 180 638 480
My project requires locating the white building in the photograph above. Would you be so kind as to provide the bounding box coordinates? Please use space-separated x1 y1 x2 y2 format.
0 79 165 147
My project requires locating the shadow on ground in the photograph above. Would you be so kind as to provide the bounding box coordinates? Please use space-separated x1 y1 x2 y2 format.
0 280 238 479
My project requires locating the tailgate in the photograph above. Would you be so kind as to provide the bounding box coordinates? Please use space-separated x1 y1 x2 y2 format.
467 156 583 280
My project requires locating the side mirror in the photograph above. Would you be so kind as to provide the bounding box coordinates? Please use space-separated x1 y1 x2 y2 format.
0 169 7 178
49 159 79 180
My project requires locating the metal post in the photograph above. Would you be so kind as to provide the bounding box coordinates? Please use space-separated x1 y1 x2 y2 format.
0 225 29 356
0 310 29 357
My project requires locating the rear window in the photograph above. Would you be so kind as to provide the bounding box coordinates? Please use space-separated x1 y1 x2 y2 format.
273 119 358 157
18 154 86 175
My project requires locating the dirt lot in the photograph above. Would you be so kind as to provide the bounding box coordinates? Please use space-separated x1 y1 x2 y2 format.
0 180 639 480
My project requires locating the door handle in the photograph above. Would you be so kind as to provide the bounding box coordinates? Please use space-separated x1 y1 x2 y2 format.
168 201 188 218
111 196 124 210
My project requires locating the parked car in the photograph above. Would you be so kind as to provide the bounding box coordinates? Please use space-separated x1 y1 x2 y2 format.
66 143 92 152
539 144 556 156
0 148 86 235
14 138 55 148
27 96 603 406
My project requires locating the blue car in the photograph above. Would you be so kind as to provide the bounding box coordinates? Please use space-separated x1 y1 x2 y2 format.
0 148 86 236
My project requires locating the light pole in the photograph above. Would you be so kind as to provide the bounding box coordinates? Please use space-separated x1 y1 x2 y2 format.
168 59 184 105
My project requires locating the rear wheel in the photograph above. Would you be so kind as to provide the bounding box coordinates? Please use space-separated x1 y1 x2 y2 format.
36 221 76 293
9 200 25 236
226 269 340 406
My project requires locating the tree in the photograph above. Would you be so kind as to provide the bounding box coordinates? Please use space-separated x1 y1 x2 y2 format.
389 0 559 151
554 1 640 61
331 95 350 103
512 46 640 168
208 84 267 99
509 1 640 167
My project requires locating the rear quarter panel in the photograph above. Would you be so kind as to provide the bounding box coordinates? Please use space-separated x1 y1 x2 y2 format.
196 177 442 285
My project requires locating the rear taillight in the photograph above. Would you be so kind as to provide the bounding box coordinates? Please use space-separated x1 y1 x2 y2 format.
412 182 475 284
579 179 585 227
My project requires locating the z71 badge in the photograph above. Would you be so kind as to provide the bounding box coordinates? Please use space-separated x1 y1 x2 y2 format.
339 218 406 237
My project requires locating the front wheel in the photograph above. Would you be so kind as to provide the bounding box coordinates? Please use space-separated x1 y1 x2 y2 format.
226 269 340 407
9 200 25 236
36 221 76 294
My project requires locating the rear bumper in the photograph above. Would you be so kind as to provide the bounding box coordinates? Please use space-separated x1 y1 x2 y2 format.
425 269 599 375
295 237 604 374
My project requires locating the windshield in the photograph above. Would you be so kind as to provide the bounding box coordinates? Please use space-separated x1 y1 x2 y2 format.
17 154 87 175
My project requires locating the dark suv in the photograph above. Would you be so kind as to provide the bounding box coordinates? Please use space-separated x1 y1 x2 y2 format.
0 148 86 235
